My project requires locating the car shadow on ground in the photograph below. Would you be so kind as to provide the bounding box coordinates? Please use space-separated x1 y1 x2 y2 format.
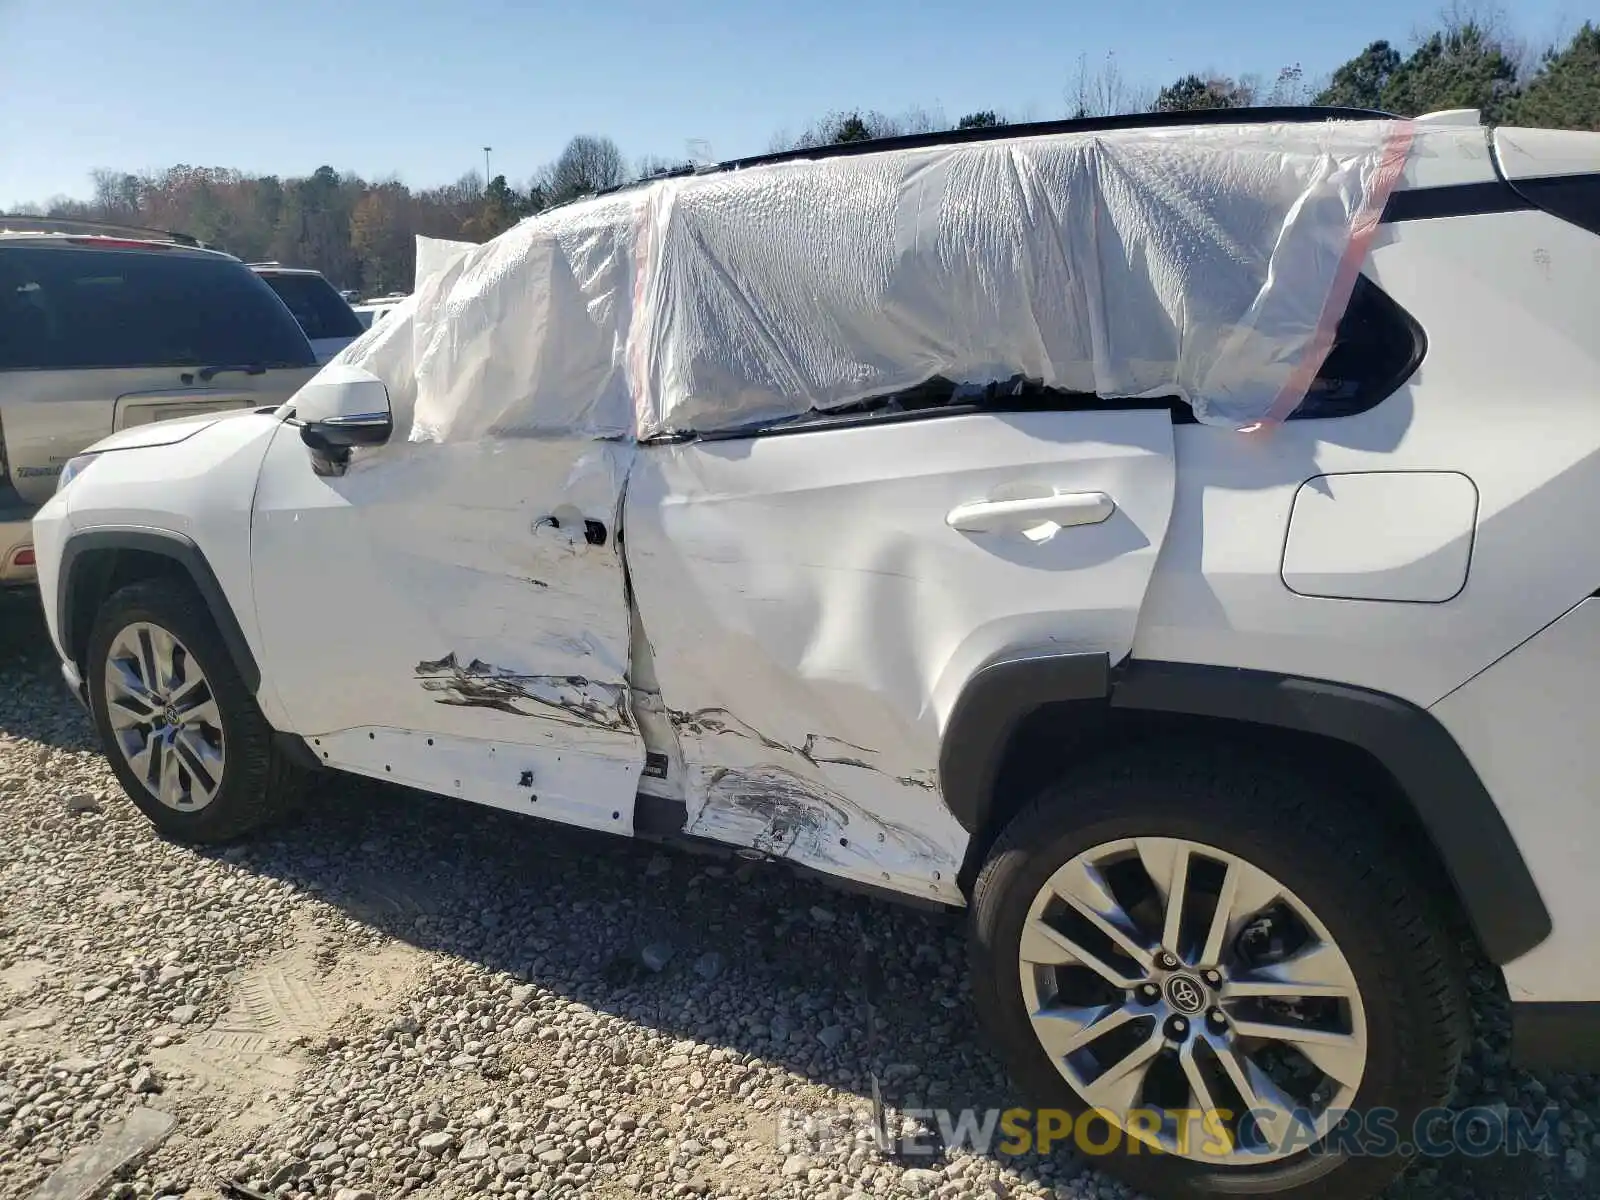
0 589 1588 1199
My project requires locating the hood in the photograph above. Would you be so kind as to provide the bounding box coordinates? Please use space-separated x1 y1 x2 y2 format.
84 407 268 455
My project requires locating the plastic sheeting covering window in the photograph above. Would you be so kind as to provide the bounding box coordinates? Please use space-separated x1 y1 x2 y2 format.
411 193 648 441
331 236 475 435
340 119 1414 443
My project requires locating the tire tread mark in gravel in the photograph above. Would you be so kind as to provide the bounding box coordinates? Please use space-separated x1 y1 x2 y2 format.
152 924 419 1100
233 966 337 1034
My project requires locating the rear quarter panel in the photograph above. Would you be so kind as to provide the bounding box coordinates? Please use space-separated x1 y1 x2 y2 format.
1134 203 1600 708
1432 597 1600 1003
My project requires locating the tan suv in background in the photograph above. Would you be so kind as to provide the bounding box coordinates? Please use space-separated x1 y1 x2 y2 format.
0 218 319 585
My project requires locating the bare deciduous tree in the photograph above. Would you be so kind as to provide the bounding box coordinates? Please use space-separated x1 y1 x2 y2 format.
90 169 141 219
548 135 627 204
1264 64 1315 106
897 105 946 135
1068 52 1154 117
1435 0 1527 64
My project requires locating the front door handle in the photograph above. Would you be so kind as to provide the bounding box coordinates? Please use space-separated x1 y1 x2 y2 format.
533 511 608 547
945 491 1116 533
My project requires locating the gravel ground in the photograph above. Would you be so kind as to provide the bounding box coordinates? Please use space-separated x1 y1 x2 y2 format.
1 588 1597 1200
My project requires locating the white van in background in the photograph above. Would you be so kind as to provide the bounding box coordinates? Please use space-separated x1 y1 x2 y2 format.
351 293 408 330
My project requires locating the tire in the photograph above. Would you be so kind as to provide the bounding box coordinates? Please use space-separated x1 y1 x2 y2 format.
86 577 306 843
970 739 1469 1200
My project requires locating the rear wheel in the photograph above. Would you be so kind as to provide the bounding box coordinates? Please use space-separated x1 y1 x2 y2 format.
87 577 305 843
970 743 1469 1200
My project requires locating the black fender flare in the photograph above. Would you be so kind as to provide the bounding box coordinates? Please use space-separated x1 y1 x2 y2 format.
938 653 1551 966
938 649 1110 841
58 527 261 693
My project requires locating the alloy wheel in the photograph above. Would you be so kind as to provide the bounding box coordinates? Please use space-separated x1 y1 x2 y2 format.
104 621 227 811
1018 836 1367 1162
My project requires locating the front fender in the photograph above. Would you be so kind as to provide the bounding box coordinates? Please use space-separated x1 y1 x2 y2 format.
57 527 260 693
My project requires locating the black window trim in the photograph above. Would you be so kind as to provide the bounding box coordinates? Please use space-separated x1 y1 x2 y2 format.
1497 172 1600 239
1382 172 1600 235
1380 179 1533 223
678 395 1187 445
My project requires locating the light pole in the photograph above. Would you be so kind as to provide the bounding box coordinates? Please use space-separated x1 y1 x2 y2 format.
483 147 493 188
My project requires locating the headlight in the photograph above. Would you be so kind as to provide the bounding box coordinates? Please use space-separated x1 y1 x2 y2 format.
56 453 100 493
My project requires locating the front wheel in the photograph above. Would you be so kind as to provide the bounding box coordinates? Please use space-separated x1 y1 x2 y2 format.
970 743 1469 1200
87 577 306 843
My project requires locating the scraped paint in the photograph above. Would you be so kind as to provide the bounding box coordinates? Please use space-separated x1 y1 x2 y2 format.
666 706 963 895
692 764 956 876
416 651 633 732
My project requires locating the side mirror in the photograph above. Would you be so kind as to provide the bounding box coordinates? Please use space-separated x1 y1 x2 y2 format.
291 365 393 475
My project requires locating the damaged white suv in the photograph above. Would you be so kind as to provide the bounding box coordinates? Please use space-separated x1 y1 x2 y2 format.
29 107 1600 1199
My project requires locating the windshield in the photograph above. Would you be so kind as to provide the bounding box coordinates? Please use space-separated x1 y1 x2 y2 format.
258 271 365 340
0 246 316 371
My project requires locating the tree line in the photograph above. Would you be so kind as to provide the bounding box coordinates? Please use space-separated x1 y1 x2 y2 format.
10 14 1597 297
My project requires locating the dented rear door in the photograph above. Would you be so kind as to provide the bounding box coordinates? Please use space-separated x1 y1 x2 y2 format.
624 409 1176 903
249 429 646 832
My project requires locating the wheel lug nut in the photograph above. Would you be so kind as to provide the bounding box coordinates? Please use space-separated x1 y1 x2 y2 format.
1202 969 1222 988
1137 983 1160 1004
1208 1008 1227 1030
1158 952 1180 971
1164 1015 1188 1040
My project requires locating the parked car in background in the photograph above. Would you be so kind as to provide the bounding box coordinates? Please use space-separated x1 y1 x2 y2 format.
352 293 408 330
0 217 318 587
249 263 365 364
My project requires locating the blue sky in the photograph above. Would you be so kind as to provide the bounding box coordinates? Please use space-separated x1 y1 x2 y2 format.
0 0 1583 207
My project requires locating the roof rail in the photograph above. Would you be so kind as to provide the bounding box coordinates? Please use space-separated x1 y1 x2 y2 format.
712 105 1399 175
0 214 209 248
583 105 1400 205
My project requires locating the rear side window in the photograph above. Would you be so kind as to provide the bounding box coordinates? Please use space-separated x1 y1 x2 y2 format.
0 247 316 371
1290 276 1425 420
257 272 365 340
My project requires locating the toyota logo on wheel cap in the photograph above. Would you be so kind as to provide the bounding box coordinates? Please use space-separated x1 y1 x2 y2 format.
1165 974 1206 1015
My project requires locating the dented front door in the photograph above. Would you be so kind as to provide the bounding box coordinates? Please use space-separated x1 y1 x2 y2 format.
624 409 1176 903
249 428 645 832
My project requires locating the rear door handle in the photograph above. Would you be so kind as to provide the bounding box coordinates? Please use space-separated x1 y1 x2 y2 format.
945 491 1116 533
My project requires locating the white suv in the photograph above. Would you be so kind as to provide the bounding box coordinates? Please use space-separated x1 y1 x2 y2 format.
28 108 1600 1200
